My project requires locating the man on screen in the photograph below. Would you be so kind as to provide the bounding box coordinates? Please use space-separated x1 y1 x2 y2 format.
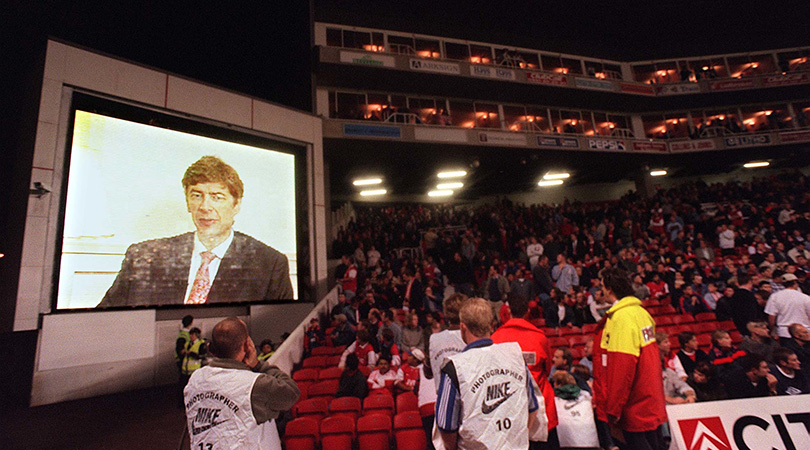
98 156 294 307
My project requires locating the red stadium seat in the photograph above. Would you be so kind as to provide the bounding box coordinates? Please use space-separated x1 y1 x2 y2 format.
672 314 695 325
293 368 319 383
396 391 419 414
325 355 342 367
661 304 677 314
359 365 372 377
296 383 309 401
319 366 343 381
357 413 392 450
329 396 362 422
529 318 545 328
293 397 328 422
569 347 583 359
668 335 681 351
568 334 590 346
730 330 743 344
549 337 569 348
364 392 395 417
331 345 347 355
284 417 320 450
303 356 328 369
320 416 355 450
559 326 581 336
693 322 719 334
656 316 675 326
581 323 597 333
311 346 333 356
308 380 339 403
718 320 736 331
694 312 716 322
419 402 435 418
394 411 428 450
696 334 712 350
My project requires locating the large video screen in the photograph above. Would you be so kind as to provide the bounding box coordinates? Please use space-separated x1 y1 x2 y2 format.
56 101 303 309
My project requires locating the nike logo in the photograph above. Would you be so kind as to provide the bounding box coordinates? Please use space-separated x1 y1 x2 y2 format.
481 390 515 414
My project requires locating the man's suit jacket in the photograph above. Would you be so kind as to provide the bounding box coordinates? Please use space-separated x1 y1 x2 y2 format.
99 231 293 307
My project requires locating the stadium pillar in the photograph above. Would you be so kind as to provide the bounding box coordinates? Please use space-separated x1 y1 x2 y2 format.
635 167 653 199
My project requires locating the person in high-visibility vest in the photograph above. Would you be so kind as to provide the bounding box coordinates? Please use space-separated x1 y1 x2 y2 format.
181 328 207 385
175 315 194 407
257 339 274 361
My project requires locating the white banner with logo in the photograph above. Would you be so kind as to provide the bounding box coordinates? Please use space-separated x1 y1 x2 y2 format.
409 59 460 74
667 395 810 450
340 51 396 68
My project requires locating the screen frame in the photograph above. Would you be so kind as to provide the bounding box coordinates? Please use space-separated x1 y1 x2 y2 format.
51 91 312 312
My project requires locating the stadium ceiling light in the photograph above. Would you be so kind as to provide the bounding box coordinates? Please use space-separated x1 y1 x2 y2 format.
436 182 464 189
543 172 570 180
428 189 454 197
359 189 387 196
538 179 564 187
353 177 383 186
437 170 467 179
743 161 770 168
650 170 667 176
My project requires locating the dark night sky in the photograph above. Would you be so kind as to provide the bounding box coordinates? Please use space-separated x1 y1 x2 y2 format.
316 0 810 61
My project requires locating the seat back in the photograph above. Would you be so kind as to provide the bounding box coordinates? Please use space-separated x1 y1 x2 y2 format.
311 346 333 356
394 411 427 450
320 415 355 450
396 391 418 414
319 366 343 381
302 356 327 369
308 379 340 403
363 392 395 417
357 413 393 450
284 417 319 450
695 312 716 322
293 368 319 382
329 396 362 422
292 397 328 422
418 402 435 418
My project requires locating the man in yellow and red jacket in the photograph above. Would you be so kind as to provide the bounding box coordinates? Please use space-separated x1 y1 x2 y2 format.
593 267 667 450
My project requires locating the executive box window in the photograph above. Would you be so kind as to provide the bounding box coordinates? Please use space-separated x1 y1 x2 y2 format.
469 44 493 64
793 101 810 128
449 100 475 128
541 55 563 73
415 38 441 58
334 92 366 120
526 106 552 133
495 48 539 69
444 42 470 61
741 104 791 131
473 102 500 128
388 35 416 55
326 28 342 47
504 105 529 131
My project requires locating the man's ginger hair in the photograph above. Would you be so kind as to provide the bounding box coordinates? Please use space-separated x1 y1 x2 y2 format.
182 156 244 201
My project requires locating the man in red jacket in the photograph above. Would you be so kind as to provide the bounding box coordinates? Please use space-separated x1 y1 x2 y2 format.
593 267 667 450
492 294 558 449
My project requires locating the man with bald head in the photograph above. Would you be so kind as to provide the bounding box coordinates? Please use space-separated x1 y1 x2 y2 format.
184 317 299 449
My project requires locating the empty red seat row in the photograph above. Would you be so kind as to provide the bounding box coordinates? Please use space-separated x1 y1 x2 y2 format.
302 355 342 369
294 391 419 422
285 411 426 450
310 345 347 356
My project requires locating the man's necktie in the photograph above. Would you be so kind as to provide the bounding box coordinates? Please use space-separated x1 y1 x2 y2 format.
186 251 216 304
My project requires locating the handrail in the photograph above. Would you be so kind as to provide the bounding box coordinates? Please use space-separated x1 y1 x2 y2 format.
384 112 423 124
388 43 416 55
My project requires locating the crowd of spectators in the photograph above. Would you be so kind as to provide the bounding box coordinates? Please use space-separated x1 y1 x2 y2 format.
315 171 810 448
